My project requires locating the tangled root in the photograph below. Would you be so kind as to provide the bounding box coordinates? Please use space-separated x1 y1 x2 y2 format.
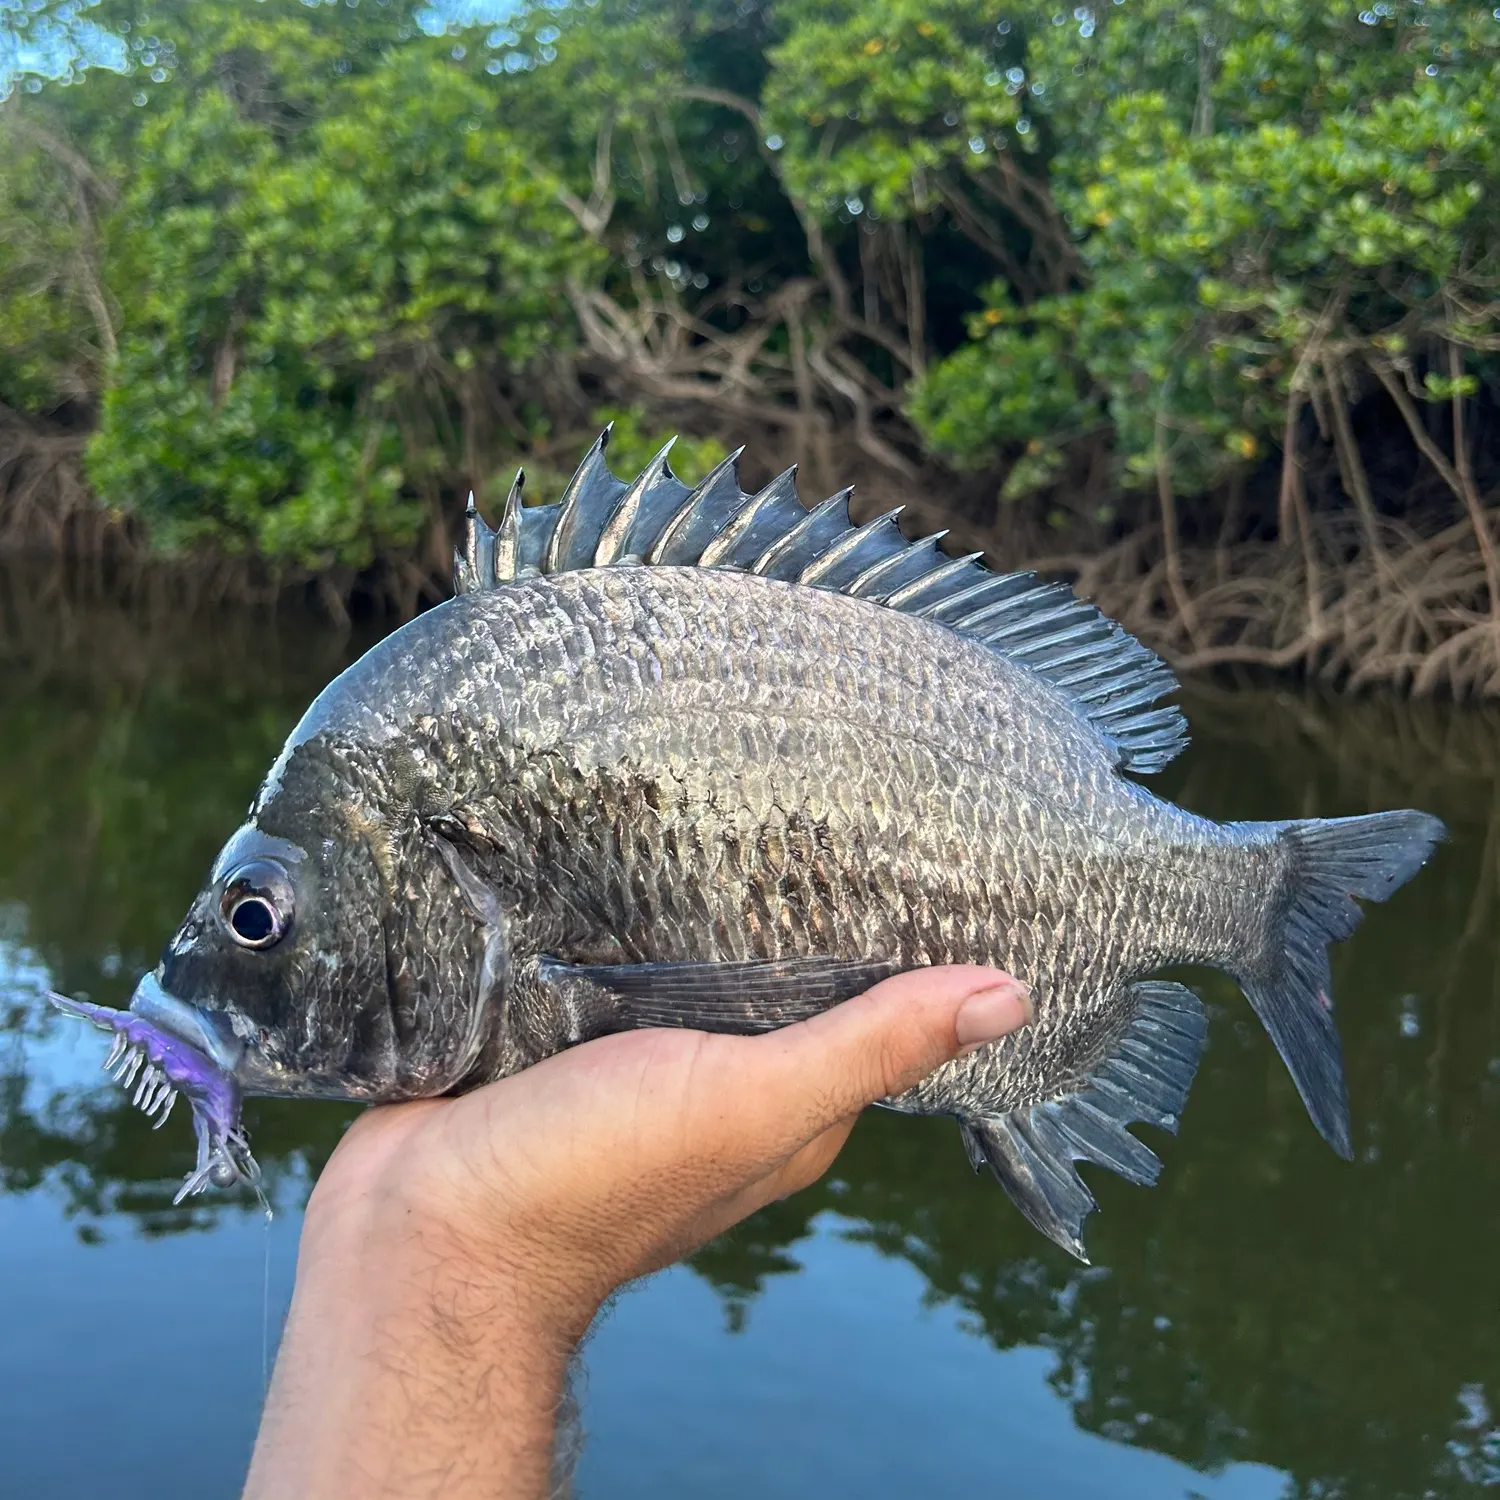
1043 508 1500 701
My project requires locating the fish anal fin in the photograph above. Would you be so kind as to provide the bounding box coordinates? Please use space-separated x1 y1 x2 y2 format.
963 980 1206 1261
962 1115 1095 1263
535 954 901 1035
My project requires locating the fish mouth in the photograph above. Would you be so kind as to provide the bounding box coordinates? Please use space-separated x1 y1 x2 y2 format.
48 973 261 1205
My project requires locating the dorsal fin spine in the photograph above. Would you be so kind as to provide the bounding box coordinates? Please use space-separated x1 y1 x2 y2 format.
547 425 623 573
797 508 903 586
647 448 748 566
846 531 951 599
1008 624 1120 671
1074 666 1171 707
1053 657 1134 693
978 600 1090 646
1092 681 1176 716
924 574 1043 622
698 467 799 569
751 488 852 578
457 493 483 594
882 552 985 611
495 470 523 582
594 440 676 567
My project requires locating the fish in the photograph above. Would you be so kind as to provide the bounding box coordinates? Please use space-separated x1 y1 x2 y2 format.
50 430 1445 1256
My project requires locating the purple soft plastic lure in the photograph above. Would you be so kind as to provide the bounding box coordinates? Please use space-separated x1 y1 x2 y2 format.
48 993 260 1204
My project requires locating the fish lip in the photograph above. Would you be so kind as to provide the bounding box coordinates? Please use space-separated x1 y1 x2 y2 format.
128 972 246 1075
127 975 364 1102
130 978 367 1100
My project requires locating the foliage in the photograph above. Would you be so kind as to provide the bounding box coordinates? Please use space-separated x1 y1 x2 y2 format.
2 0 1500 586
762 0 1026 223
0 121 108 412
7 0 597 566
910 0 1500 499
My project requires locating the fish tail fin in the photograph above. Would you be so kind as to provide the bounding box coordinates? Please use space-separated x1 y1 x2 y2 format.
1237 810 1445 1158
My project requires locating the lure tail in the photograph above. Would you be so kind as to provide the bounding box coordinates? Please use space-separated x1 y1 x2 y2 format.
1237 810 1446 1157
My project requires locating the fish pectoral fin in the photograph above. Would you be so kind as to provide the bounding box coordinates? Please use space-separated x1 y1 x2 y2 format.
963 980 1207 1262
535 955 903 1035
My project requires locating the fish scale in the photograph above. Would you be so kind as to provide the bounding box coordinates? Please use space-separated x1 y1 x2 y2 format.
50 430 1445 1257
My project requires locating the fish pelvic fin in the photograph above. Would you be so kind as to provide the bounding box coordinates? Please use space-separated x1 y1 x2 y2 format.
455 429 1189 774
961 981 1206 1262
1236 810 1447 1159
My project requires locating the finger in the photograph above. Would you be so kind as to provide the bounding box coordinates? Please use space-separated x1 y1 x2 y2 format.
739 965 1031 1152
759 1118 856 1199
730 1117 856 1215
678 1119 859 1252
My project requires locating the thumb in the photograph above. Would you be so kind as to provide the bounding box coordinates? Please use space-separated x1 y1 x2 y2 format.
744 965 1032 1150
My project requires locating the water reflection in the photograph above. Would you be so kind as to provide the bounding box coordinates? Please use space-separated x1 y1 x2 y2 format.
1 572 1497 1497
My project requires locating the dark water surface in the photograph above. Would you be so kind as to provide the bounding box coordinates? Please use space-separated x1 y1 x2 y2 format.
1 574 1497 1498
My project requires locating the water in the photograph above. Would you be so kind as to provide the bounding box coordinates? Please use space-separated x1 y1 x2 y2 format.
1 576 1498 1499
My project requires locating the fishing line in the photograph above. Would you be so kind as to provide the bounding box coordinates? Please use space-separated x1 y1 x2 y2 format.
254 1181 274 1401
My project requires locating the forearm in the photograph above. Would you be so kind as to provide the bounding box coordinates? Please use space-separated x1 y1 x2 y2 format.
241 970 1029 1497
244 1199 578 1500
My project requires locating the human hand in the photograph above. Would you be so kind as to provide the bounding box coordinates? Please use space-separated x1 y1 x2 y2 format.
244 965 1031 1500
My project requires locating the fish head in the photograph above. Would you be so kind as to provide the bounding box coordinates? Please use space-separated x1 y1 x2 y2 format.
143 731 491 1099
53 727 495 1200
49 762 409 1200
148 811 397 1100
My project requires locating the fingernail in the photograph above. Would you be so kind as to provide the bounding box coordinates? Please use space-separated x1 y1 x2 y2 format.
955 981 1032 1054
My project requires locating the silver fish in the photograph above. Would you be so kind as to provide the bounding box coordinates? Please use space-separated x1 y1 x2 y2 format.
51 431 1444 1257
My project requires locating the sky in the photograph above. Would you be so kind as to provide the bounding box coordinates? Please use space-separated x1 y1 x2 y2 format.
1 0 128 98
0 0 524 98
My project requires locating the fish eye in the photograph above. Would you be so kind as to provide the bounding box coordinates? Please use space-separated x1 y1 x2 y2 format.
229 898 278 945
220 859 294 951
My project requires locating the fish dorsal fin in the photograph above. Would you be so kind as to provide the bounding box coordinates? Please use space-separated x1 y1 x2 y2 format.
454 429 1188 773
962 981 1207 1261
547 426 629 573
